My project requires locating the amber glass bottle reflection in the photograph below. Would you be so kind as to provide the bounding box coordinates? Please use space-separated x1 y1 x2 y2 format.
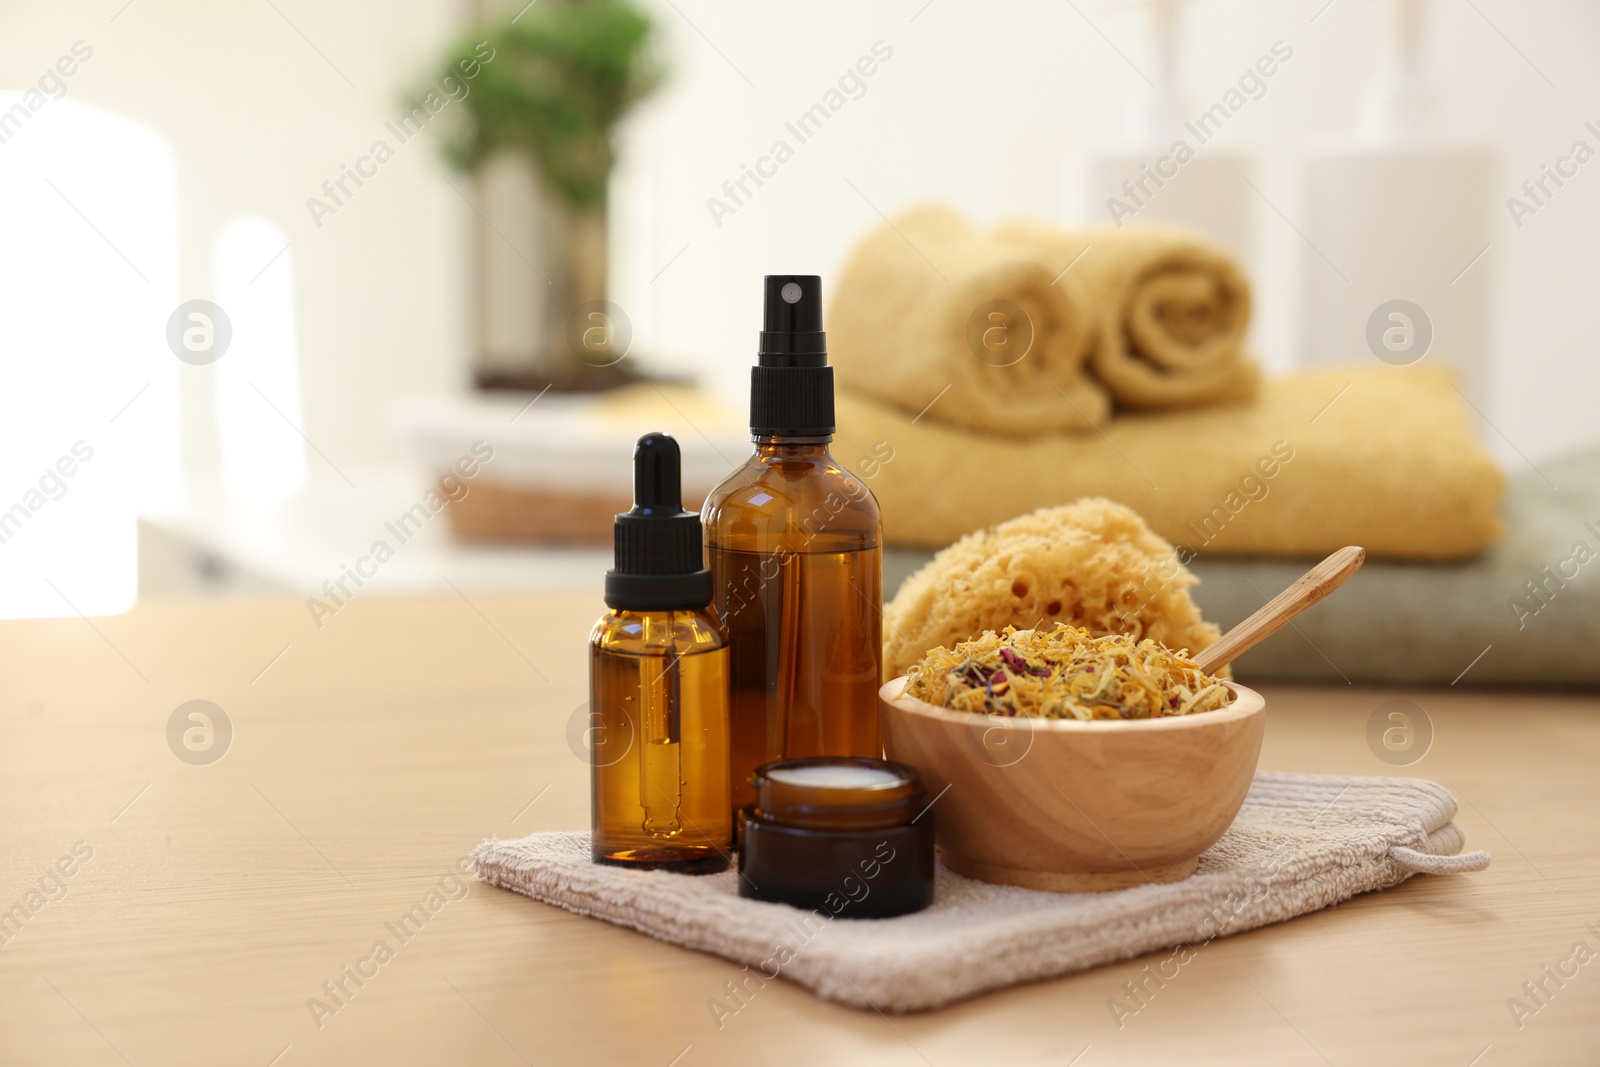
589 608 731 871
590 431 731 872
704 439 883 815
704 274 884 820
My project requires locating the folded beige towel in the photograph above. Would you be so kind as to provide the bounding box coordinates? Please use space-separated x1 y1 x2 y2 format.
829 205 1110 437
475 772 1488 1012
834 365 1505 560
998 220 1259 409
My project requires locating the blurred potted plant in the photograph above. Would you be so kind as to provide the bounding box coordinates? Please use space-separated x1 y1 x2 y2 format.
420 0 663 391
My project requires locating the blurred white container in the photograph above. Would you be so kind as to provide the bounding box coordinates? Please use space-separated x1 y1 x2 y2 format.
1299 0 1496 404
393 386 749 543
1076 0 1255 266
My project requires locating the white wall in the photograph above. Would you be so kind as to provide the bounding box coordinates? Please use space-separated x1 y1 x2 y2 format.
614 0 1600 467
4 0 1597 486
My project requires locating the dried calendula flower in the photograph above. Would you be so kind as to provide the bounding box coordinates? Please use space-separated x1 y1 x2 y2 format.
904 624 1234 721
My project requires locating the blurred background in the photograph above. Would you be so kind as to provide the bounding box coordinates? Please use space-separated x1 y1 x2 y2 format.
1 0 1597 624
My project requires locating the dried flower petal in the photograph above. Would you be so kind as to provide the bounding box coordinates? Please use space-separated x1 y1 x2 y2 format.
905 624 1233 722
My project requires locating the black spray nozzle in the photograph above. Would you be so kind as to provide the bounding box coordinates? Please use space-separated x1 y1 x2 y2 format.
759 274 826 366
749 274 835 436
604 432 711 610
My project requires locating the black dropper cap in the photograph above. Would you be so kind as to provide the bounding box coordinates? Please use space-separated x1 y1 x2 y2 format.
603 433 712 611
750 275 835 437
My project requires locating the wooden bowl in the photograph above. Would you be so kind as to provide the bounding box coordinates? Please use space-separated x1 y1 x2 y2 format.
879 677 1266 892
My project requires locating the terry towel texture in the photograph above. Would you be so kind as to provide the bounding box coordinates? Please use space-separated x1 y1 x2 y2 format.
833 364 1504 560
475 772 1488 1012
999 219 1258 410
829 205 1109 437
828 205 1256 437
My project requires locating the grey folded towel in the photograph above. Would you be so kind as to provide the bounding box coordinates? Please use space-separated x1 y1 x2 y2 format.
884 446 1600 690
474 772 1488 1012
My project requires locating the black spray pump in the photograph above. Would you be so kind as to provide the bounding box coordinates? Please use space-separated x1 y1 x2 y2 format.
750 274 835 437
603 432 712 611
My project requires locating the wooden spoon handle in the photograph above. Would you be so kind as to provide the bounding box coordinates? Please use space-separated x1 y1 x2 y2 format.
1192 546 1366 675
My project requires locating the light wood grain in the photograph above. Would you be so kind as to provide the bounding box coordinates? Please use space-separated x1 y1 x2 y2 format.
880 680 1266 891
1194 546 1366 675
1 593 1596 1066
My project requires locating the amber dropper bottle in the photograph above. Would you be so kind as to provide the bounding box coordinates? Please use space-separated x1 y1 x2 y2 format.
590 432 732 872
701 275 884 822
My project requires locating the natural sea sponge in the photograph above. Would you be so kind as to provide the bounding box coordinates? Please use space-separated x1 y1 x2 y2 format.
883 498 1222 680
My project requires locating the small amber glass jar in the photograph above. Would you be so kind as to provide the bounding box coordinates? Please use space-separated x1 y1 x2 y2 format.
739 757 934 918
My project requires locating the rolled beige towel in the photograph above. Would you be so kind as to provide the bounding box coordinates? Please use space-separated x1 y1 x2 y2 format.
998 221 1259 409
829 205 1109 437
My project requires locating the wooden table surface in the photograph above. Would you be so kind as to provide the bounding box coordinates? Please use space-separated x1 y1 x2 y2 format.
1 593 1596 1066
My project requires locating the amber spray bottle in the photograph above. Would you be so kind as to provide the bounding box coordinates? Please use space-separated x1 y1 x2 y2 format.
701 275 884 822
590 432 732 872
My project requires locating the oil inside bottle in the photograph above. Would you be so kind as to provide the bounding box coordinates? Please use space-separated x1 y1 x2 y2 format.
590 430 731 873
590 611 731 870
701 275 885 821
709 540 881 815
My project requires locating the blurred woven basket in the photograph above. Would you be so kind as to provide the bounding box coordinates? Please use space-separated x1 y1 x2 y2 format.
444 481 706 544
397 385 745 546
